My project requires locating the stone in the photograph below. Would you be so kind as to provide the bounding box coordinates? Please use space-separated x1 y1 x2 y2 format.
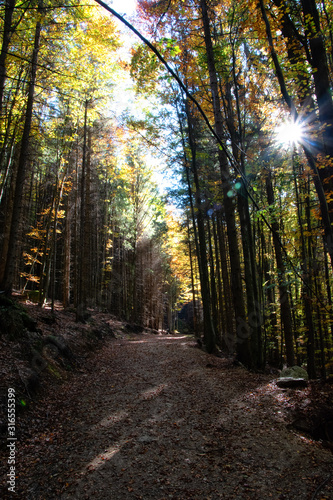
0 298 37 338
18 366 40 394
276 377 308 388
40 314 56 325
280 365 309 380
43 343 60 360
44 335 73 359
20 312 37 332
138 435 155 443
125 323 144 334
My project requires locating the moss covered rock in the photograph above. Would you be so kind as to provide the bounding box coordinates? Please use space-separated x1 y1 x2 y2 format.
280 366 309 380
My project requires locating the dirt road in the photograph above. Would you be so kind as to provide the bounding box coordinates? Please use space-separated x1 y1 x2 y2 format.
3 333 333 499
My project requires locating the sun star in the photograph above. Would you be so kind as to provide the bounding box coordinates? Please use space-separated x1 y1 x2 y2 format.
275 119 304 147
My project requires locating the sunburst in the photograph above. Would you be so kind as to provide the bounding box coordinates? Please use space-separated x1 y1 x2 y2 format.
275 119 304 147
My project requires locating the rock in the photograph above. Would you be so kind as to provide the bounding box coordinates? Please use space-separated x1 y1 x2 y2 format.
44 335 73 359
43 343 60 360
40 314 56 325
291 418 312 434
18 366 40 395
26 330 41 341
125 323 144 334
0 307 24 338
138 435 155 443
0 294 14 308
20 311 37 331
276 377 308 388
280 365 309 380
90 327 103 340
103 324 115 338
90 324 115 339
30 348 48 373
0 299 37 338
277 366 308 388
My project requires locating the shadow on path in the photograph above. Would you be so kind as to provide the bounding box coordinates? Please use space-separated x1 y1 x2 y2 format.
4 334 333 499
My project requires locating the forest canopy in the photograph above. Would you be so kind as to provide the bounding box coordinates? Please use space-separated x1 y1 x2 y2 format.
1 0 333 377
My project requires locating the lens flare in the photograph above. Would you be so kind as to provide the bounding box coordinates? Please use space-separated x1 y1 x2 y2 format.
275 119 304 146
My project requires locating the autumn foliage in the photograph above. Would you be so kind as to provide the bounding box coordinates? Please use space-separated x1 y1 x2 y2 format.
1 0 333 376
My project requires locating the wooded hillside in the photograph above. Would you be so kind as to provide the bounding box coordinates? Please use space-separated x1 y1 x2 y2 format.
1 0 333 376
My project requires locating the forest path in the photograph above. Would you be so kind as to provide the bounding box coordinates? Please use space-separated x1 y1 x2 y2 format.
10 333 333 499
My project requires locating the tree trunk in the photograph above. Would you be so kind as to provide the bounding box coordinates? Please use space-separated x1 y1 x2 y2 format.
200 0 252 365
225 62 263 367
187 220 199 336
0 0 16 115
186 103 216 353
212 214 223 344
63 196 71 308
304 176 316 378
207 216 219 339
300 0 333 159
76 100 89 321
216 212 234 349
265 169 295 366
0 4 42 293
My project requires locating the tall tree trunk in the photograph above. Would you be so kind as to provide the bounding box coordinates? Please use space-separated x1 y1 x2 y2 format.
207 216 219 339
265 169 295 366
187 220 199 336
216 212 234 349
0 65 25 194
176 97 202 291
76 100 89 321
260 223 279 365
0 3 42 293
212 214 223 344
63 196 71 308
0 0 16 115
186 102 216 353
200 0 252 365
292 153 316 376
300 0 333 159
38 187 56 305
304 176 316 378
225 64 263 367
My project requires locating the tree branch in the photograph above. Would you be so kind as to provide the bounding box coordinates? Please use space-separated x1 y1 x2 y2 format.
93 0 232 160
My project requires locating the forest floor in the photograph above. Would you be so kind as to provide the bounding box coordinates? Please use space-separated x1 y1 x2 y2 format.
1 304 333 499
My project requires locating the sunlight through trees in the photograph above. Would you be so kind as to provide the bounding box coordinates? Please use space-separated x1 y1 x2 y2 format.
1 0 333 376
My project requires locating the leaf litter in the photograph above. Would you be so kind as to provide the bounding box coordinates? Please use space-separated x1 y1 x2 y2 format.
0 307 333 499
